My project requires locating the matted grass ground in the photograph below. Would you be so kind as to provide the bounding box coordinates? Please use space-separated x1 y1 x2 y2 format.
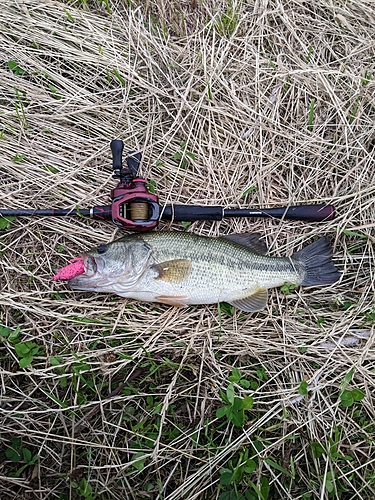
1 0 375 499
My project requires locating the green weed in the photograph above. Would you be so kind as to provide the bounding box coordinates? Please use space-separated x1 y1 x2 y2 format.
308 99 315 131
5 438 39 478
172 141 195 169
0 216 15 230
216 382 253 428
8 60 27 76
299 380 309 395
71 477 97 500
219 446 272 499
280 282 298 296
112 68 126 86
216 1 239 37
63 8 75 23
228 368 259 390
0 325 20 344
340 389 365 408
14 341 43 368
50 356 68 387
48 83 62 100
14 87 29 127
147 179 157 193
241 186 258 198
11 153 26 162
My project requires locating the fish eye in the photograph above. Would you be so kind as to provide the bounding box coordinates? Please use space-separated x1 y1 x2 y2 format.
97 244 108 254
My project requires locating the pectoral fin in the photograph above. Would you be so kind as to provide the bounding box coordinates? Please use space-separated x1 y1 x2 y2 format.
229 288 268 312
152 259 192 283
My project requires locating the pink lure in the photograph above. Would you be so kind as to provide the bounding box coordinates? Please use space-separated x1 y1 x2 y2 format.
53 257 85 281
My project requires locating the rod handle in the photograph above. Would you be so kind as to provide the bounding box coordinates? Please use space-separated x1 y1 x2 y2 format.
279 204 335 221
162 205 223 221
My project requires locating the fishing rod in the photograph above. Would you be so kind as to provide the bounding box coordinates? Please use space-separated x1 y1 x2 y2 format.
0 140 335 231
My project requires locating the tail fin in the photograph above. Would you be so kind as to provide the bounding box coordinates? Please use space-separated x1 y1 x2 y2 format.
291 237 341 287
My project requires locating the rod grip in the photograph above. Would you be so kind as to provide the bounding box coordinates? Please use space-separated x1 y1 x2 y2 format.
281 204 335 221
162 205 223 221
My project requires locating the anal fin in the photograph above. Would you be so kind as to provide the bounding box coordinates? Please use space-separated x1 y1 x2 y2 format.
156 295 189 307
229 288 268 312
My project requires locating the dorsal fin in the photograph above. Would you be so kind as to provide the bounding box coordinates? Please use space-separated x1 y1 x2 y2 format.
220 233 268 255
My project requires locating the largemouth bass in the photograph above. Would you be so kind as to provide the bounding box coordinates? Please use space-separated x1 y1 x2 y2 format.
53 231 340 312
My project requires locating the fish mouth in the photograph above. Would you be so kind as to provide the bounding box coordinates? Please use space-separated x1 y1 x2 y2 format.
69 255 99 286
82 254 98 276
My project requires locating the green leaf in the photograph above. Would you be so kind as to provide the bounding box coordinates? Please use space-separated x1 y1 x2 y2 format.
216 406 229 418
340 389 355 407
0 216 15 230
48 83 62 99
242 186 258 197
6 439 22 462
12 153 26 163
19 355 33 368
50 356 63 366
242 396 254 410
228 368 241 383
219 389 229 404
325 479 334 493
63 8 75 22
252 440 264 453
342 229 368 239
310 442 325 459
244 459 257 473
15 343 31 357
133 452 146 471
226 383 235 405
351 388 365 402
260 476 270 499
280 281 298 296
264 457 291 477
247 480 266 500
8 329 20 344
173 151 183 161
219 492 236 500
245 490 259 500
341 368 354 390
147 179 156 194
299 381 308 395
229 408 245 427
0 326 12 337
220 471 233 486
239 379 250 389
219 302 235 316
232 397 243 410
22 448 32 463
8 60 27 75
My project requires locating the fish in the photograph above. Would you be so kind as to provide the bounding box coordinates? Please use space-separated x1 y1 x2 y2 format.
53 231 341 312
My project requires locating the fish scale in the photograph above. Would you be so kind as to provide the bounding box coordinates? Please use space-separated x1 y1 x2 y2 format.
54 231 341 312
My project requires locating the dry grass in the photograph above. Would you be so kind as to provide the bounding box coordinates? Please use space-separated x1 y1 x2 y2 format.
1 0 375 499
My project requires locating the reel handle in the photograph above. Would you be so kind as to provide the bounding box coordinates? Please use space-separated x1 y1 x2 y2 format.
110 140 124 178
